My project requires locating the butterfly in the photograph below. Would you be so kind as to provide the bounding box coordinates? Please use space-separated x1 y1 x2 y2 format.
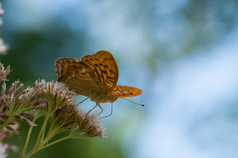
55 50 143 117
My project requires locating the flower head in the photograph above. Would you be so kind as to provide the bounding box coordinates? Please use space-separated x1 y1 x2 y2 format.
53 106 104 137
0 143 7 158
0 81 37 129
0 64 10 83
53 105 79 130
31 80 75 112
44 80 75 106
77 113 104 137
78 112 105 137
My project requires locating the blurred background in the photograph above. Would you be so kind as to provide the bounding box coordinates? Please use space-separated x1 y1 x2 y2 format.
1 0 238 158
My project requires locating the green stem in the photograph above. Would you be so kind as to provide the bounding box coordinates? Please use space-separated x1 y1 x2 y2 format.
0 107 18 130
0 118 11 130
34 113 51 147
71 136 85 139
23 147 39 158
41 127 61 146
21 114 40 157
41 128 84 150
23 113 51 158
41 134 75 150
25 134 77 158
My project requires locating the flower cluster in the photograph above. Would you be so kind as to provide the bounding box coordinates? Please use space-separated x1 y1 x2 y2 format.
78 113 104 137
1 77 104 136
34 80 104 137
0 70 37 132
43 80 75 110
0 65 104 157
53 105 104 137
0 3 8 54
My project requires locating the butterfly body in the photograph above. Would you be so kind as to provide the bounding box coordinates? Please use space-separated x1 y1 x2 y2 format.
55 50 142 115
89 92 118 103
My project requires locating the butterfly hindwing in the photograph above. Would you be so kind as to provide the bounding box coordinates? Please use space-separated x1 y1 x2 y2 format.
111 85 142 97
82 51 119 92
55 57 102 97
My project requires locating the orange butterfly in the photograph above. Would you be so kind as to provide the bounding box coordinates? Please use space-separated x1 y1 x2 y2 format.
55 50 143 116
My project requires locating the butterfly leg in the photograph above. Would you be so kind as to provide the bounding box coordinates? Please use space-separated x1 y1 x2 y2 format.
97 103 104 116
86 103 98 115
78 97 89 104
100 103 113 120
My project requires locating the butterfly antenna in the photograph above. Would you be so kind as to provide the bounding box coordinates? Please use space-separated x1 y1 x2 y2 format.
78 97 89 105
100 103 113 120
121 98 144 106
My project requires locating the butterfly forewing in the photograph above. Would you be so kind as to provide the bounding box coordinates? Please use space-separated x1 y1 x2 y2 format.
82 51 119 92
55 57 103 97
111 85 142 97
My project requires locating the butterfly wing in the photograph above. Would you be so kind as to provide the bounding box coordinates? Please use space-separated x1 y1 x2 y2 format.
82 51 118 93
111 85 142 97
55 57 103 97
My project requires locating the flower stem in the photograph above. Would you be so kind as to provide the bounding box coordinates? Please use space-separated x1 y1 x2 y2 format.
21 114 40 157
42 132 84 150
34 113 51 147
41 135 71 149
23 113 51 158
0 118 11 130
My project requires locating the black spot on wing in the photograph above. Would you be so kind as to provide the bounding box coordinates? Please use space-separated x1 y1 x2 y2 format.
72 65 78 69
109 69 116 74
101 70 106 74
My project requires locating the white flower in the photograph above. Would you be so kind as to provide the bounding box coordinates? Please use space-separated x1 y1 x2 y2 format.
0 143 7 158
